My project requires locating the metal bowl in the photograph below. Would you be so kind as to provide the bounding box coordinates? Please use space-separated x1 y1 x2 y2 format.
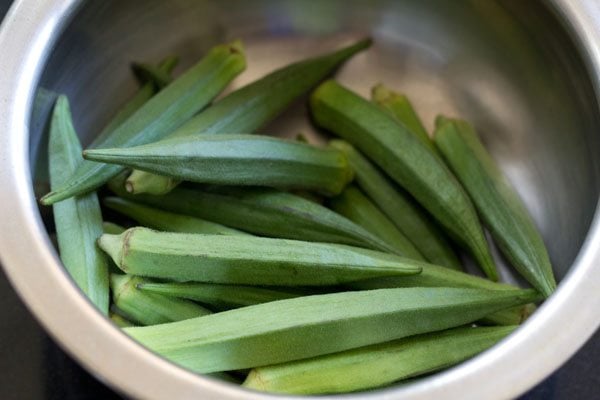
1 0 599 398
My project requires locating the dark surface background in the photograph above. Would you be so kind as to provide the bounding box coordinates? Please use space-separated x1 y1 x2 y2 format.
0 1 598 399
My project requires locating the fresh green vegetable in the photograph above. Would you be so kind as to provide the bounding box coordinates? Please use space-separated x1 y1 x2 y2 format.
124 287 538 373
433 117 556 297
311 80 498 281
137 282 301 310
41 38 553 395
103 197 249 236
350 264 534 326
98 227 421 286
110 311 136 328
125 38 371 195
329 185 424 260
88 56 179 150
85 135 353 196
244 325 516 394
371 83 435 153
102 221 126 235
295 133 311 144
131 59 176 89
111 274 211 326
49 95 109 315
106 182 400 254
330 140 461 270
41 40 247 205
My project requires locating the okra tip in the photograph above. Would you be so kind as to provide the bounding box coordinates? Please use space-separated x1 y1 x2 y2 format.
310 79 339 108
227 39 245 55
159 55 180 69
124 180 135 194
371 83 393 101
479 254 500 282
328 139 352 152
434 115 453 130
110 273 131 300
98 231 128 272
124 170 177 195
82 148 117 162
346 37 373 52
54 94 69 110
41 186 75 205
518 288 544 304
40 192 56 206
243 370 265 391
539 280 557 299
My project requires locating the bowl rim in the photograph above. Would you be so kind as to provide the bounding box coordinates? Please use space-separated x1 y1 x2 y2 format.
0 0 599 399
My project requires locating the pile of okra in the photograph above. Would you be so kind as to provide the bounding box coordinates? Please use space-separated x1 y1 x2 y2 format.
41 38 556 394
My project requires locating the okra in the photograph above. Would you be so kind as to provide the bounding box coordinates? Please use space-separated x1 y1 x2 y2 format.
433 117 557 297
102 221 126 235
108 181 401 253
102 222 127 274
124 287 538 373
243 325 516 394
295 132 311 144
330 140 461 270
350 263 533 325
41 40 246 205
311 81 498 281
88 55 179 149
329 185 424 260
126 38 371 195
111 274 211 326
49 96 109 315
137 282 301 310
131 61 174 89
103 197 249 236
371 84 436 153
110 311 136 328
98 227 421 286
85 135 353 196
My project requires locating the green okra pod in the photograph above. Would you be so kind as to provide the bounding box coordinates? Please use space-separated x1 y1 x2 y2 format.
102 221 126 235
85 135 353 196
41 40 246 205
98 227 421 285
295 132 311 144
111 274 211 326
243 325 517 394
131 60 176 89
311 80 498 281
89 55 179 150
110 311 136 328
106 182 400 254
102 222 127 274
49 96 109 315
126 38 371 195
433 117 557 297
137 282 301 310
371 84 436 153
350 263 534 326
330 140 461 270
329 185 425 261
103 197 249 236
124 287 538 373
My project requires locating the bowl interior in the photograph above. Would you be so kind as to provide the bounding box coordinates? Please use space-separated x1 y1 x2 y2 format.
28 0 600 391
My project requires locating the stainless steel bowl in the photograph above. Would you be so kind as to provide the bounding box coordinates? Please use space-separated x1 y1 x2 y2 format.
1 0 599 398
